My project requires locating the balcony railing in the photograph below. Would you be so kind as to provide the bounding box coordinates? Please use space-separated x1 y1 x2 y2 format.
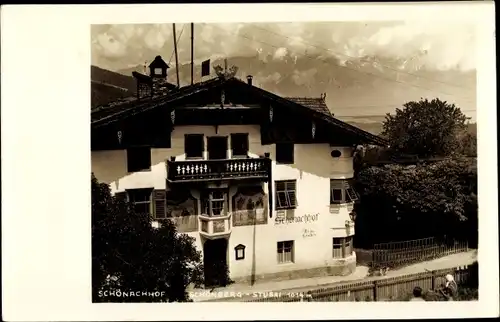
199 213 232 239
166 154 271 183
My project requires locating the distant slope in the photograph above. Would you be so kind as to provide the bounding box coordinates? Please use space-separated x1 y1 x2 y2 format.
345 120 477 136
91 66 136 108
116 54 476 122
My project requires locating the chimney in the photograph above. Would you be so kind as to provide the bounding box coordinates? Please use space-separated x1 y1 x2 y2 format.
148 55 170 96
246 75 253 86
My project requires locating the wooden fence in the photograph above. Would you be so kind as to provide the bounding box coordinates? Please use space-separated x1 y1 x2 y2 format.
356 237 469 270
236 265 473 302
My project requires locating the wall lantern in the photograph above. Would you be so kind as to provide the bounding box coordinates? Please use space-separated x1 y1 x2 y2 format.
234 244 246 260
269 106 274 122
311 121 316 139
117 130 123 144
349 210 357 222
170 110 175 125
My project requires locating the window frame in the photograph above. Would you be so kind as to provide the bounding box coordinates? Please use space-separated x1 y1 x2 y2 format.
332 238 343 258
126 146 152 173
332 237 353 258
184 134 205 159
230 133 249 158
127 188 153 215
330 179 359 204
202 190 227 217
275 142 294 164
275 180 297 210
277 240 294 264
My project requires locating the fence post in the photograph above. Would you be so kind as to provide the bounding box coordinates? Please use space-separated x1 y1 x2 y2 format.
373 281 378 301
431 270 435 290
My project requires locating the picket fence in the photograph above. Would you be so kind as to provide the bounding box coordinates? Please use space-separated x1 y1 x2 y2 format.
356 237 469 270
233 265 472 302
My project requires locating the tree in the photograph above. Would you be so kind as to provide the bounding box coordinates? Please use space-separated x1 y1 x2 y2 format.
382 98 468 158
91 174 204 302
353 157 477 248
458 132 477 157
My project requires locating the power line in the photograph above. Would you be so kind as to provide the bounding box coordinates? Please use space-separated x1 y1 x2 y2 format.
169 24 185 65
206 24 475 103
251 25 474 91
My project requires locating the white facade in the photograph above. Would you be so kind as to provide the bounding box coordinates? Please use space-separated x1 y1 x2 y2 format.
92 124 357 282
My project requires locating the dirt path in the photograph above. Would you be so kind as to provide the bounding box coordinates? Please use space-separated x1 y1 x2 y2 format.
191 250 477 302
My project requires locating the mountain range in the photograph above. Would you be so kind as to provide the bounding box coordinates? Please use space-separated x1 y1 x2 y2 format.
91 54 477 135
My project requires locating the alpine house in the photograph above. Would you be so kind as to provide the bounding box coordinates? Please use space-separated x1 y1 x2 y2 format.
91 55 387 287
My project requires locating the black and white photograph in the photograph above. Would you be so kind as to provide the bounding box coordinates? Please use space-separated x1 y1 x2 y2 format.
2 2 498 321
90 20 480 303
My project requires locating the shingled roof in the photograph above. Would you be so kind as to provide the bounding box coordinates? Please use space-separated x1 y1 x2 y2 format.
91 76 388 146
286 97 332 116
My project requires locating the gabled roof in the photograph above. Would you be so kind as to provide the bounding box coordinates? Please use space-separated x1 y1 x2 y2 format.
286 97 331 116
91 76 388 146
148 55 169 69
132 71 153 83
91 76 223 124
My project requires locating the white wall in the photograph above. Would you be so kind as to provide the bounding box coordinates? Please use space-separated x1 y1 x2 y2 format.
91 124 356 279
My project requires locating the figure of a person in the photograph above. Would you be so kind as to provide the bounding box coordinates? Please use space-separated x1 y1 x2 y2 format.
410 286 425 301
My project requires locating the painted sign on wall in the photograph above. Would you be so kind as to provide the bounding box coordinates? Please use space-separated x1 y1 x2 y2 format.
302 228 316 238
275 213 319 225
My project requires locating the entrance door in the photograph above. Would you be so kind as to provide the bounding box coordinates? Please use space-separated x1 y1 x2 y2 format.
203 238 230 287
207 136 228 160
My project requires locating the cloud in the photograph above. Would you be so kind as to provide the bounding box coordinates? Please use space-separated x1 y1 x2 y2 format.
292 68 317 86
92 21 477 73
273 47 288 60
95 33 127 58
259 72 282 84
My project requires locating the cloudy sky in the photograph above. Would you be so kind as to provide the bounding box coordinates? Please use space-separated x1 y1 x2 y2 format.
91 21 476 73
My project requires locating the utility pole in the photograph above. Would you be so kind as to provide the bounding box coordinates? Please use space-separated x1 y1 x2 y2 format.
172 23 180 88
191 23 194 85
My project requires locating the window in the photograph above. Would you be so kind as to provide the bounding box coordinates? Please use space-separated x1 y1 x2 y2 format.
275 180 297 210
235 244 246 260
333 238 343 258
231 133 249 157
333 237 353 258
276 142 294 164
277 240 294 264
202 190 227 217
128 188 153 215
154 67 163 75
330 179 358 204
185 134 204 158
345 188 359 202
127 146 151 172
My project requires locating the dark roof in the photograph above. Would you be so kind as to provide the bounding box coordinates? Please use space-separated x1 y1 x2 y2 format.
148 55 169 69
91 77 223 124
91 76 388 146
132 71 153 83
286 97 331 116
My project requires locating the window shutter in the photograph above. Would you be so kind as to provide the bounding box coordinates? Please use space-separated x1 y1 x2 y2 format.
154 189 166 219
115 191 127 202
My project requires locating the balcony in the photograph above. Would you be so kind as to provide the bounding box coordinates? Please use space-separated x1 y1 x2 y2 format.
166 154 271 183
199 214 232 239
